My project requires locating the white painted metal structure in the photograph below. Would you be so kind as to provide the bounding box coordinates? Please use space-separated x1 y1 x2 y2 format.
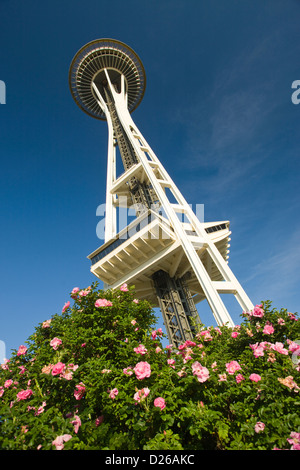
69 39 254 344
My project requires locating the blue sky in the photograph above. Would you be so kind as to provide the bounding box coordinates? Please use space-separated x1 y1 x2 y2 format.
1 0 300 361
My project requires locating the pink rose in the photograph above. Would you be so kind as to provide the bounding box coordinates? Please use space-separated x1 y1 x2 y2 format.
251 305 264 318
177 368 187 377
191 361 210 383
200 330 213 341
134 361 151 380
167 358 176 369
71 287 80 295
250 342 265 357
218 374 227 382
79 287 91 297
287 431 300 450
134 387 150 403
1 359 10 370
288 340 300 353
185 340 197 347
95 298 113 308
120 283 129 292
123 367 133 376
255 422 265 433
42 319 51 328
278 376 299 391
35 402 46 416
41 364 54 374
225 361 241 375
60 371 73 380
272 342 288 355
109 388 118 399
17 345 27 356
236 374 245 383
17 389 33 400
249 373 261 382
52 434 72 450
74 383 86 400
263 323 274 335
154 397 166 410
231 331 239 338
95 415 104 427
51 362 66 376
133 299 139 304
62 301 70 313
134 344 147 355
4 379 13 388
151 330 157 340
50 337 62 350
71 415 81 434
0 387 4 397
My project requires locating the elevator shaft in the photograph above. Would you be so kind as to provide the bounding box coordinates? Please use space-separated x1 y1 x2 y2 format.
152 270 200 348
104 86 158 216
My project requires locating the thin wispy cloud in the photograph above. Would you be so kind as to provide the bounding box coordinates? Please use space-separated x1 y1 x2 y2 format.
170 20 300 210
174 18 299 175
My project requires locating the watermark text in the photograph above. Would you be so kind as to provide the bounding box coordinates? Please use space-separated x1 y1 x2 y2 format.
96 199 204 241
0 80 6 104
0 340 6 364
291 80 300 104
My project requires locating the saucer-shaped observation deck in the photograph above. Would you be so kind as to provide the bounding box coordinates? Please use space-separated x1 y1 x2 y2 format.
69 38 146 120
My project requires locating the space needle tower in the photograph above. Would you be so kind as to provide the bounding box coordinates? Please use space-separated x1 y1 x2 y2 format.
69 39 254 347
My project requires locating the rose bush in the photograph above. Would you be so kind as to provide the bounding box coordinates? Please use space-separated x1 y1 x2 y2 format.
0 283 299 450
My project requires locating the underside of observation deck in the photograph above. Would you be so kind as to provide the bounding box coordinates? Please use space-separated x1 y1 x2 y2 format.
88 212 231 307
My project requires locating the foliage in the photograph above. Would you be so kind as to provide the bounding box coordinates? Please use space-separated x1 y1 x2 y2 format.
0 282 299 450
